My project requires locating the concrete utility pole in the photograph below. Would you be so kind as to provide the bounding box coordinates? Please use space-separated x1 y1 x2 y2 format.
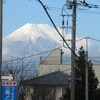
71 0 77 100
64 1 97 100
61 0 77 99
86 37 89 100
0 0 2 99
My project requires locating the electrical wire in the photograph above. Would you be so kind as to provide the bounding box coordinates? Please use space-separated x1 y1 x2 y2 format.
2 47 61 63
88 37 100 42
47 7 62 11
78 0 100 8
78 8 100 15
89 57 100 64
40 5 100 15
37 0 79 59
75 37 100 43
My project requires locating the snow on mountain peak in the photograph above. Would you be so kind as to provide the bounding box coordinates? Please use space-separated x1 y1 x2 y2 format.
4 23 61 43
3 23 63 60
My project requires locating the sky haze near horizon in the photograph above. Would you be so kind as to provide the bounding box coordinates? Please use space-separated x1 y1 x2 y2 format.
3 0 100 39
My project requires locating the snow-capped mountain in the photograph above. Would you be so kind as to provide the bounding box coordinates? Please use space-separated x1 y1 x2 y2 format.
3 23 100 64
3 23 65 60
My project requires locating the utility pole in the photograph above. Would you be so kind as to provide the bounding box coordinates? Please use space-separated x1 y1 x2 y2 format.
71 0 77 100
86 37 89 100
0 0 2 100
61 1 98 100
61 0 77 100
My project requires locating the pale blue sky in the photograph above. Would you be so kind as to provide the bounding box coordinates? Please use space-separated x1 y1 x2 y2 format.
3 0 100 39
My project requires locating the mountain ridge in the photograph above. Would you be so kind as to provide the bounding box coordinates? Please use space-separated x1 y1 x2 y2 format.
3 23 62 60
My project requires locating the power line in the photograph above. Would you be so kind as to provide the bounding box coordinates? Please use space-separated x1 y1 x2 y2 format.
38 5 100 15
78 8 100 15
35 4 100 15
89 57 100 64
78 0 100 8
76 36 100 43
88 37 100 42
37 0 79 59
47 6 62 11
3 47 61 63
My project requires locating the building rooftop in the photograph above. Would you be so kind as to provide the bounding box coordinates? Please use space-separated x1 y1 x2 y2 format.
21 71 70 86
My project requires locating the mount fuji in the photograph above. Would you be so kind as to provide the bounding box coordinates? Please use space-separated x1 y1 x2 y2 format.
3 23 66 60
3 23 100 64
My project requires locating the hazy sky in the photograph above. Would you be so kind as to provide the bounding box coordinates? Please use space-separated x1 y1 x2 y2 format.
3 0 100 39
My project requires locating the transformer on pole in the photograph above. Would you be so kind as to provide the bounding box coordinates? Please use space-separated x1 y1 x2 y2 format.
61 0 76 100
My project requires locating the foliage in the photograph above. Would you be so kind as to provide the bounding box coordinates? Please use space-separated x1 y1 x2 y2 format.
29 86 56 100
63 47 100 100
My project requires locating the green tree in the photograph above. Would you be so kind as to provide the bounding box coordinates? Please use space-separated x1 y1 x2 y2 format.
64 47 100 100
75 46 99 100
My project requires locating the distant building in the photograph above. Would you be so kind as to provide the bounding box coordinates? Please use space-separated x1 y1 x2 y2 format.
39 49 71 76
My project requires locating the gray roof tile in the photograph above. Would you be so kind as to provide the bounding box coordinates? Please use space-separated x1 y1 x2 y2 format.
21 71 70 86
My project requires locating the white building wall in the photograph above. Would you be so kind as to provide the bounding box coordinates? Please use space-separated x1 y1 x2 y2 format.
38 64 71 76
41 49 62 65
